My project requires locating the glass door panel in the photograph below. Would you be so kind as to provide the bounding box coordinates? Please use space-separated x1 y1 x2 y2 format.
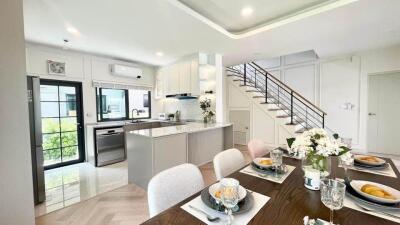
40 80 84 169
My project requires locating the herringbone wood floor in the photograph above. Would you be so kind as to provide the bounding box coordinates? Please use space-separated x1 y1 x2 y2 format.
36 146 250 225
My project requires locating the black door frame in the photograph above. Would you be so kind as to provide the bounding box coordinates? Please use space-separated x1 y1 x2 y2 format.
40 79 85 170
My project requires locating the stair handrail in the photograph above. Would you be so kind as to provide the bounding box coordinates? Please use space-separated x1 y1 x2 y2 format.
248 62 327 116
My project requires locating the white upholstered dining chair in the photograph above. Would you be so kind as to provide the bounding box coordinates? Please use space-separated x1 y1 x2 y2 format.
147 163 204 217
213 148 246 181
247 139 271 159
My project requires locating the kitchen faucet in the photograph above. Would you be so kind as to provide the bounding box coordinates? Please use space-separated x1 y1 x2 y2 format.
131 109 144 123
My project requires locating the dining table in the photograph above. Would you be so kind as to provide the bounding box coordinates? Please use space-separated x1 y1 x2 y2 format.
141 155 400 225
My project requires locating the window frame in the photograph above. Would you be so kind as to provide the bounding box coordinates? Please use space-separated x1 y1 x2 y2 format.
96 87 151 122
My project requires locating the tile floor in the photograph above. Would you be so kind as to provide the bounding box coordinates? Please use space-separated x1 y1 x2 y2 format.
35 160 128 217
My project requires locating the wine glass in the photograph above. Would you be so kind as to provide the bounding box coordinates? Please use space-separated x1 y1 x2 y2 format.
320 179 346 225
271 149 283 178
339 153 354 182
220 178 239 225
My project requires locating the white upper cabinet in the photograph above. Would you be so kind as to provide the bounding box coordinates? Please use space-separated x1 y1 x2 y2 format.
156 55 201 97
190 59 200 96
179 60 191 93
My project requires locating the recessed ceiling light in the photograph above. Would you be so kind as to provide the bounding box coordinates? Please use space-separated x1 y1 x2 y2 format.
241 6 254 17
66 26 81 36
156 52 164 57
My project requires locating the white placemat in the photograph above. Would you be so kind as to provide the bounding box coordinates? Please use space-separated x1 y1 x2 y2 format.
339 163 397 178
239 164 296 184
181 190 270 225
335 178 400 223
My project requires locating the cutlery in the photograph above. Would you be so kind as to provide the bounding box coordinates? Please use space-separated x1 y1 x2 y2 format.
245 169 269 177
189 205 220 222
354 202 400 219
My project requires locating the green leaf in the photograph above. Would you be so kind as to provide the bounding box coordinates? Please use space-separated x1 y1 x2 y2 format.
338 146 351 156
333 133 339 139
286 138 295 148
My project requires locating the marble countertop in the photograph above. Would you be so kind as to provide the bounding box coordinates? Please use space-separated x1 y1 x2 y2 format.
127 122 232 138
85 119 172 128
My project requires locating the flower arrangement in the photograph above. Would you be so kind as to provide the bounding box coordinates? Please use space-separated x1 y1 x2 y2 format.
288 128 350 175
199 98 215 123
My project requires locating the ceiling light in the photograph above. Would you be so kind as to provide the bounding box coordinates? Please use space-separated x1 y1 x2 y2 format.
241 6 253 17
66 26 81 36
156 52 164 57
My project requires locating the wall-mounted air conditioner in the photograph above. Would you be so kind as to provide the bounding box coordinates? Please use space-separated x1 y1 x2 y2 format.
110 64 143 79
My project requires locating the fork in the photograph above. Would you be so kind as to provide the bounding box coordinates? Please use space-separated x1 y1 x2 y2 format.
355 203 400 219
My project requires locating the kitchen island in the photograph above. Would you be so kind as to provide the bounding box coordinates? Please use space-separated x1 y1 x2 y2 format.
125 122 233 189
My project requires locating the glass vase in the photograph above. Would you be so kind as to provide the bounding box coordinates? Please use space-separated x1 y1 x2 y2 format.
302 154 331 178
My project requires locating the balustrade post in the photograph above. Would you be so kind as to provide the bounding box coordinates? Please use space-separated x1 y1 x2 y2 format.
243 64 247 86
322 114 325 128
265 74 268 103
290 91 294 125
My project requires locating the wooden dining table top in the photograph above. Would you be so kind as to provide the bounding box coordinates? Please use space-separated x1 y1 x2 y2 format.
141 156 400 225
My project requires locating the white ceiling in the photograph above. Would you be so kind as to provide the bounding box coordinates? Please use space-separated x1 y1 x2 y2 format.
23 0 400 66
177 0 330 32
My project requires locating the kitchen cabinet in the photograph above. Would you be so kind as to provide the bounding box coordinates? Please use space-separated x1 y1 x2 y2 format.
156 55 201 97
179 61 191 94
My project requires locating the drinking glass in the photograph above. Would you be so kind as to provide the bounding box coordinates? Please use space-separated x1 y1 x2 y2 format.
271 149 283 178
320 179 346 225
339 153 354 181
220 178 239 225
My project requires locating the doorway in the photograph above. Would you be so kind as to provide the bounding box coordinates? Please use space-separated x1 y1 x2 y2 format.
40 80 85 169
229 110 250 145
367 72 400 155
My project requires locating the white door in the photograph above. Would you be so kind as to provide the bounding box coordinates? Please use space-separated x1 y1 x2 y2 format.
229 110 250 145
368 73 400 155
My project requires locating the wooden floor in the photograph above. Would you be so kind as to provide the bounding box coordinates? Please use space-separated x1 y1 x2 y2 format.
36 146 251 225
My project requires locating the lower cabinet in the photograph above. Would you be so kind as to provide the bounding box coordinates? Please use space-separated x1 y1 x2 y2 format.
188 128 224 166
153 133 187 174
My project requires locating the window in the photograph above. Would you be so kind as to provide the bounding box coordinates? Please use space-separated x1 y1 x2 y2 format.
96 87 151 121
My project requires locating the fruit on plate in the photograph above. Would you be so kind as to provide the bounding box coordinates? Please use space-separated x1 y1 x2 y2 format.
260 159 272 165
214 190 222 198
361 184 396 200
359 156 380 163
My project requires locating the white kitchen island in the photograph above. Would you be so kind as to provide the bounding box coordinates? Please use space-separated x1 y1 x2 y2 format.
125 122 233 189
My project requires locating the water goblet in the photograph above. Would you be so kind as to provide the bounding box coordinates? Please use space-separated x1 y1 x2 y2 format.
320 179 346 225
220 178 239 225
271 149 283 178
339 153 354 181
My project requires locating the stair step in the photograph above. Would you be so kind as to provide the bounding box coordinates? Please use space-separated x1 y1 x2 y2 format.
253 96 265 98
245 90 260 93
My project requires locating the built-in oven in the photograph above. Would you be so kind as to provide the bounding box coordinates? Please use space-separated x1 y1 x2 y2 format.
95 126 126 166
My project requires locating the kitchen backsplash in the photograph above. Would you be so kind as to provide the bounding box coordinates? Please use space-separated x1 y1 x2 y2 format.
162 95 216 121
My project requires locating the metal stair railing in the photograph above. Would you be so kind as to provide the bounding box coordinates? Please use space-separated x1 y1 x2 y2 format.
226 62 327 131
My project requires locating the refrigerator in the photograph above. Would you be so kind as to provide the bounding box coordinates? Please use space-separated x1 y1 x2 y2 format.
27 76 46 205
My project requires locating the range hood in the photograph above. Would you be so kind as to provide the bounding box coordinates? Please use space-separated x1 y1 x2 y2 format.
165 93 198 100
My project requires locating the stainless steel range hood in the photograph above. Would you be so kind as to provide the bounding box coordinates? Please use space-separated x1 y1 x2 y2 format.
165 93 198 100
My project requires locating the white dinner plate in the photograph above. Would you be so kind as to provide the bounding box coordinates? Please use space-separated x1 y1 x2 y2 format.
350 180 400 204
253 157 273 169
208 182 247 202
354 155 386 166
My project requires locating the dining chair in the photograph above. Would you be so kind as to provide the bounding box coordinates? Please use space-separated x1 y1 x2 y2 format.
147 163 204 217
213 148 245 181
247 139 271 159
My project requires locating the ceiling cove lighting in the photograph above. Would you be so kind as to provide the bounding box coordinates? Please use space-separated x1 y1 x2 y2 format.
156 51 164 57
168 0 358 39
241 6 254 17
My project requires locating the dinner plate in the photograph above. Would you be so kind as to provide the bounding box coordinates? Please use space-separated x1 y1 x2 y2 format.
251 162 287 175
345 181 400 212
354 155 386 166
354 161 389 170
208 182 247 202
201 187 254 214
253 157 273 169
350 180 400 204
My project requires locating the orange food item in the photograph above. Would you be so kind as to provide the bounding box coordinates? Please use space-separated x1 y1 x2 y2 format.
214 190 222 198
260 159 272 165
361 184 396 200
360 156 379 163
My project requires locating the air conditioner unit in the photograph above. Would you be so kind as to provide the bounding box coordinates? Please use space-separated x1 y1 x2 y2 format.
110 64 143 79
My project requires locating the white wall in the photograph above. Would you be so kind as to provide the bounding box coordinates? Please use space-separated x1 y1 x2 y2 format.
25 43 156 124
0 0 35 224
231 45 400 153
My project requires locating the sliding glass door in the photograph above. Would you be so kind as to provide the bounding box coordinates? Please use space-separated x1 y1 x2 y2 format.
40 80 84 169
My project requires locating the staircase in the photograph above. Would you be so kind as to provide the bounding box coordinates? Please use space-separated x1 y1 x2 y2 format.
226 62 327 134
